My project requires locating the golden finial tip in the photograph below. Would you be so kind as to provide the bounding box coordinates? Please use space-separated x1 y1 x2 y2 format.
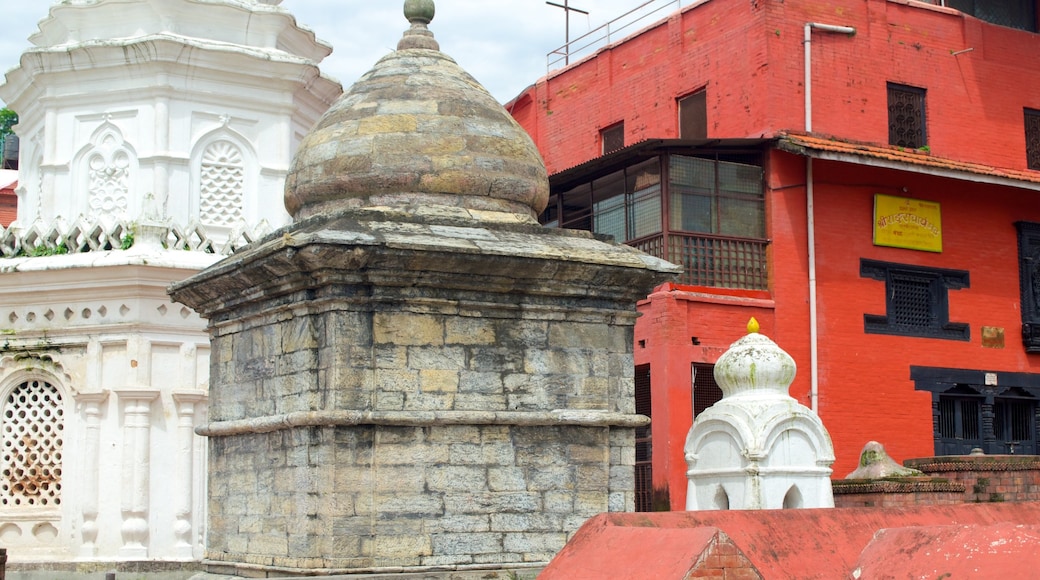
747 317 760 334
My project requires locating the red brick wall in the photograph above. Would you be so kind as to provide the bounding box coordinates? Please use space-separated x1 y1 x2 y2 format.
905 456 1040 503
0 189 15 227
511 0 1040 175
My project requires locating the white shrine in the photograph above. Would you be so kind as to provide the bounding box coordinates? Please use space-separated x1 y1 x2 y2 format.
684 319 836 510
0 0 339 564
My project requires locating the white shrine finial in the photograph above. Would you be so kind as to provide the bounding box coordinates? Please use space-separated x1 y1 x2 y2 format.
684 322 835 511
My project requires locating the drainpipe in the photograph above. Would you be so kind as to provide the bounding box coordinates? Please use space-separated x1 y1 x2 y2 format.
803 23 855 411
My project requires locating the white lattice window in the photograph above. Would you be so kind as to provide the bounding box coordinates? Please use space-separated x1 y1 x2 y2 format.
199 140 245 227
1 380 64 508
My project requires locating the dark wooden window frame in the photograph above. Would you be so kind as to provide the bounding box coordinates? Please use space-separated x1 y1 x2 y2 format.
861 259 970 341
912 366 1040 455
1017 222 1040 352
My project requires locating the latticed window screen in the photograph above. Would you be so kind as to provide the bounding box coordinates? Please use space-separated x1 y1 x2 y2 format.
862 259 969 340
887 83 927 149
1026 110 1040 170
889 272 937 330
2 380 64 507
601 123 625 155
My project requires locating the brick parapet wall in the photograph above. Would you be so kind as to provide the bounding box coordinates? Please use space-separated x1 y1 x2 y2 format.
832 478 965 508
905 456 1040 503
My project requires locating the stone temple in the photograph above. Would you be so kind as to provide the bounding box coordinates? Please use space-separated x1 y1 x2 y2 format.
170 1 678 576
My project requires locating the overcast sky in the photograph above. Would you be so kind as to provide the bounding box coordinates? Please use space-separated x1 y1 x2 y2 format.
0 0 693 108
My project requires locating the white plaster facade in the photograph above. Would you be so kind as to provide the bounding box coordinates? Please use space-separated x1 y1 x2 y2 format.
684 322 836 511
0 0 340 563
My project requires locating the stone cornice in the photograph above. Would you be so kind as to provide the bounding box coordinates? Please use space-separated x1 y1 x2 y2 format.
170 209 680 320
196 409 651 437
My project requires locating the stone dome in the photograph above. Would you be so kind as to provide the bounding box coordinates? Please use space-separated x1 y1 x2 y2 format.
285 1 550 221
712 319 797 399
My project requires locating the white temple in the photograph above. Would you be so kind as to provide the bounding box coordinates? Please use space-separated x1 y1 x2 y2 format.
0 0 340 563
684 319 836 510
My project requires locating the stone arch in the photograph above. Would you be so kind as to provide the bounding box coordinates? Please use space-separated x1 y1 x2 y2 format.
190 127 257 229
73 121 139 221
761 414 835 469
0 370 67 510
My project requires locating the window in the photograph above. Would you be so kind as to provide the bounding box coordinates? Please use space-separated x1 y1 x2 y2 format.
556 158 663 241
2 380 64 508
679 90 708 140
634 364 652 512
669 156 765 238
943 0 1037 32
913 367 1040 456
601 123 625 155
540 146 769 290
693 363 723 417
888 83 927 149
861 259 970 340
1017 222 1040 352
1026 109 1040 170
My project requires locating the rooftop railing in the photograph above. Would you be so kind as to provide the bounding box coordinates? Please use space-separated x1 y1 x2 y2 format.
547 0 697 71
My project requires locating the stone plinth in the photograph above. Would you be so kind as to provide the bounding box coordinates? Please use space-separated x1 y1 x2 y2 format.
905 454 1040 503
684 321 835 510
170 207 675 575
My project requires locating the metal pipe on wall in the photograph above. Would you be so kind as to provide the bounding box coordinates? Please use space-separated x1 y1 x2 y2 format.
803 22 855 411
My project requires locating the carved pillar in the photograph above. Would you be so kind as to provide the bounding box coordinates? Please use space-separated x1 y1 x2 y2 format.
172 391 205 559
982 397 996 454
77 392 108 559
116 390 158 559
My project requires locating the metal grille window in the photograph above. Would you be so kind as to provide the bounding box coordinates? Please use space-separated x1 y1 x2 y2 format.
1026 110 1040 171
887 83 927 149
634 365 653 512
943 0 1037 32
678 90 708 140
693 363 723 417
1 380 64 507
862 259 970 340
601 123 625 155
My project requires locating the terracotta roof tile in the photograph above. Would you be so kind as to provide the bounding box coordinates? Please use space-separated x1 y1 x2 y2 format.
778 131 1040 187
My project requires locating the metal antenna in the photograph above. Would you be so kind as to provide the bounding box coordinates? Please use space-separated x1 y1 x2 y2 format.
546 1 589 65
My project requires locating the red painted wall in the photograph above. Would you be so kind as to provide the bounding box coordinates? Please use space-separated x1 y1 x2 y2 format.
510 0 1040 176
512 0 1040 509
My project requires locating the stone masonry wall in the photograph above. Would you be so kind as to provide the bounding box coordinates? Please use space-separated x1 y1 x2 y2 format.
199 279 643 572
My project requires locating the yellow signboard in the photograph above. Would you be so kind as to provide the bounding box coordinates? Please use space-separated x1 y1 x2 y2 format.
873 194 942 253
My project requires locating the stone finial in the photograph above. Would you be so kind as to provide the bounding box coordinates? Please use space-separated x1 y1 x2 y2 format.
845 441 924 479
399 0 440 50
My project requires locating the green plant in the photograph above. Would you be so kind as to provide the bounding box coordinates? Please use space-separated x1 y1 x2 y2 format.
120 230 135 250
917 145 931 153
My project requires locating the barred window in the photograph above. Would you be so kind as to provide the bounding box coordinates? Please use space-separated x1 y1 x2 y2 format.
1026 109 1040 171
861 259 970 340
678 90 708 140
601 123 625 155
944 0 1037 32
2 380 64 507
888 83 927 149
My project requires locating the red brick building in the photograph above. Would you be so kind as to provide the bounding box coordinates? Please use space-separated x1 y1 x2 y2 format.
508 0 1040 510
0 170 16 227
